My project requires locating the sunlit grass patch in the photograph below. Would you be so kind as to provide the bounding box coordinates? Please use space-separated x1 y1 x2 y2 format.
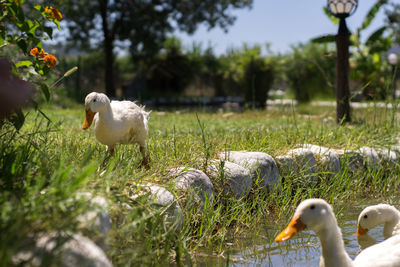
1 103 400 265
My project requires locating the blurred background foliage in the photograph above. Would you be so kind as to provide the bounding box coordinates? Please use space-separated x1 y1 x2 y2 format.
3 0 400 110
50 0 400 107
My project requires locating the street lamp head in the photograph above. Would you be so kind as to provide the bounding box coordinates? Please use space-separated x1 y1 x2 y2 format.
327 0 358 18
388 53 399 66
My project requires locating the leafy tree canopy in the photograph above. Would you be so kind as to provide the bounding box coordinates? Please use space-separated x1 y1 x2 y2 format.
55 0 253 96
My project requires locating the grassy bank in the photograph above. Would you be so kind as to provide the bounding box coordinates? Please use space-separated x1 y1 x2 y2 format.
1 103 400 266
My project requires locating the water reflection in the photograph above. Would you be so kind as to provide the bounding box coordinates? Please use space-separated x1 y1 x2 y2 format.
357 234 379 250
193 202 392 266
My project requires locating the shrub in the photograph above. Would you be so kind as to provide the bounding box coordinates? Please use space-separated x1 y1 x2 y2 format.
284 43 336 103
217 44 276 104
243 57 275 108
0 1 65 128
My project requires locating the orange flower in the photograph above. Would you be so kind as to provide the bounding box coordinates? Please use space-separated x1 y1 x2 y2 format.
30 48 39 56
45 6 62 21
38 49 45 58
43 54 57 68
30 48 46 58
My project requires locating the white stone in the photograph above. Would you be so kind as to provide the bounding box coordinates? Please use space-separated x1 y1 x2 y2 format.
302 144 340 174
207 160 253 199
359 146 381 169
376 148 398 168
332 149 365 173
217 151 281 192
168 167 215 206
390 145 400 157
276 148 318 183
128 184 183 230
75 192 111 249
12 232 112 267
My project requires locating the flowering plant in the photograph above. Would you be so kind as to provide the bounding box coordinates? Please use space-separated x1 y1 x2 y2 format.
0 1 73 129
30 47 57 69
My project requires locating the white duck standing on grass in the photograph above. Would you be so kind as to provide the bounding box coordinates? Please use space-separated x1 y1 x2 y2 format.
82 92 150 166
275 198 400 267
355 204 400 239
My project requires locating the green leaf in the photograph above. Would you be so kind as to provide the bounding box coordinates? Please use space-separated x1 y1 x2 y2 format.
9 2 25 22
6 34 13 42
323 7 339 25
34 5 42 12
39 83 50 101
43 26 53 38
37 108 51 123
54 20 60 31
28 20 40 35
16 39 27 53
20 21 29 32
25 19 34 29
16 60 33 68
311 34 336 44
365 26 387 46
359 1 387 31
31 37 42 47
8 109 25 131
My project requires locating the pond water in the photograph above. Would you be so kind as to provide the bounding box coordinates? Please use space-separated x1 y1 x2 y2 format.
193 200 395 267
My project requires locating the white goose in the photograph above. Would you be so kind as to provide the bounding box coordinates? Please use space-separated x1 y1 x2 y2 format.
275 199 400 267
82 92 150 166
356 204 400 238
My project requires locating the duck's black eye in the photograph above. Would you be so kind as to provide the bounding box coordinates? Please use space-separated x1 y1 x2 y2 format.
310 205 315 210
364 215 368 219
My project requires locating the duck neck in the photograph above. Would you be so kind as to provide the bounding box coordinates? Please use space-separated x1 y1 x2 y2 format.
317 222 353 267
382 208 400 238
98 102 113 121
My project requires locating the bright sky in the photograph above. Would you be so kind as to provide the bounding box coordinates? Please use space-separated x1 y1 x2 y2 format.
174 0 388 55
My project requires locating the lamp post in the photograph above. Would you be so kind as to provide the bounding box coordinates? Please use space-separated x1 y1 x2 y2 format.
388 53 398 99
327 0 358 124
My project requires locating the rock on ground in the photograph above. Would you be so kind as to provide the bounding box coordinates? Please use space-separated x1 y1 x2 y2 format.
390 145 400 157
217 151 281 192
358 146 381 169
276 148 319 183
331 149 365 174
168 167 215 206
207 160 253 199
376 148 398 168
75 192 111 249
302 144 340 174
12 232 112 267
128 184 183 230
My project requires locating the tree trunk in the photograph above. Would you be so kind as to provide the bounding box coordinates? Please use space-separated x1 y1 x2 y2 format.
99 0 115 97
104 36 115 97
335 18 351 124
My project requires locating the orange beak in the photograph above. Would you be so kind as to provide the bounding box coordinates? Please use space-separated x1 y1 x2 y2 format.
353 225 369 236
275 216 306 242
82 108 96 130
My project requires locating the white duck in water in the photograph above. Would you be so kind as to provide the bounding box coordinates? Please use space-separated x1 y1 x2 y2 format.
356 204 400 239
275 198 400 267
82 92 150 166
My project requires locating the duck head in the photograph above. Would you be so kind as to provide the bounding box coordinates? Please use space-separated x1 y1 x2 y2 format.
82 92 110 130
275 199 335 242
354 204 398 236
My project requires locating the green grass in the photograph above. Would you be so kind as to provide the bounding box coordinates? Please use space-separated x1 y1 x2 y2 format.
1 103 400 266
